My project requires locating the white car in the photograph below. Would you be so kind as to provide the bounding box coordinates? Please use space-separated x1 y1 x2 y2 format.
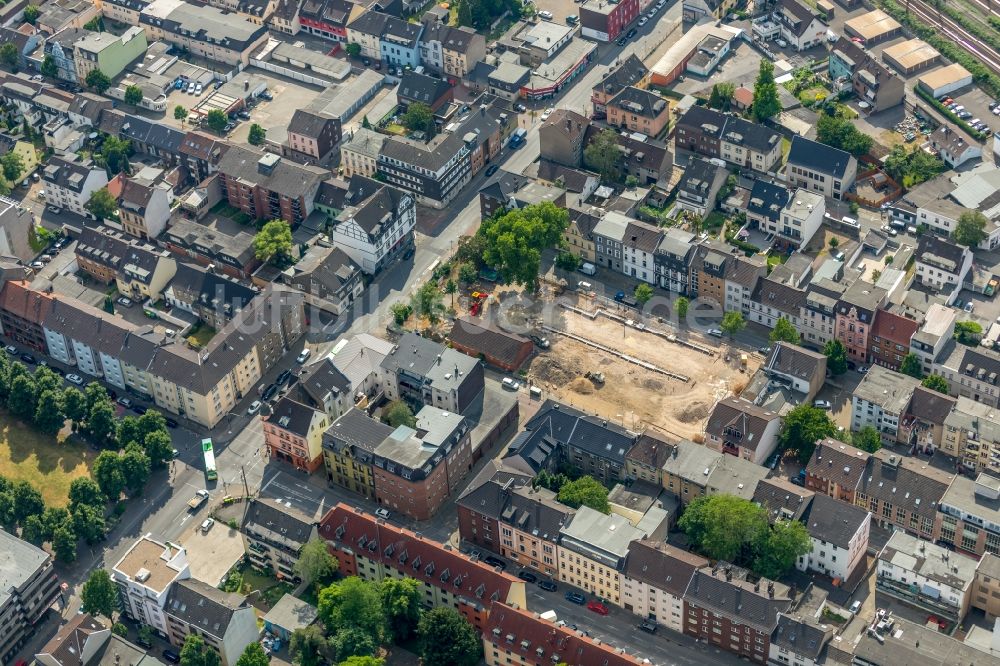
707 328 723 338
66 374 83 385
502 377 520 391
964 301 975 313
540 107 554 121
247 400 262 415
813 399 832 410
200 518 215 533
375 508 391 520
538 9 552 19
775 38 788 48
638 16 648 25
195 83 203 95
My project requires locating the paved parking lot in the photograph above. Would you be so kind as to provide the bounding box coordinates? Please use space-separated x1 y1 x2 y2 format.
946 85 1000 139
228 70 325 143
532 0 584 24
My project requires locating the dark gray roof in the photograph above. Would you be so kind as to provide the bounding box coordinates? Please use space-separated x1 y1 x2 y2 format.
625 431 676 470
623 539 707 597
721 115 782 153
287 109 337 138
75 227 165 284
346 10 390 36
242 497 315 547
801 492 869 549
608 86 667 120
771 614 830 659
524 399 638 464
448 317 530 367
916 235 968 275
338 176 409 239
858 449 954 524
623 221 664 254
379 131 468 171
216 144 326 200
287 245 360 296
678 158 726 197
266 397 321 438
747 179 790 223
593 55 648 99
906 385 956 425
766 342 826 383
324 408 395 455
298 357 351 405
684 566 792 634
704 398 780 453
805 438 871 487
753 478 814 522
398 71 453 106
676 105 727 139
42 156 101 193
777 0 818 38
752 275 807 317
787 136 853 180
725 254 766 288
536 160 596 193
168 262 256 313
164 579 249 639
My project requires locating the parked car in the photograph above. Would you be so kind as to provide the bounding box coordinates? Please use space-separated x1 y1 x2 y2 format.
46 206 62 215
200 518 214 533
296 348 312 364
4 345 16 355
849 600 862 614
518 571 538 583
375 507 391 520
483 555 506 569
261 384 279 401
587 600 609 615
165 417 179 429
247 400 262 415
162 651 180 664
66 374 83 385
626 27 637 38
813 399 832 410
540 107 555 121
117 297 133 307
276 369 292 385
502 377 520 391
964 301 975 313
538 580 558 592
707 328 723 338
565 591 586 605
19 353 36 365
30 261 44 269
485 164 499 177
638 16 648 25
195 83 203 95
187 82 196 94
538 9 552 18
117 397 133 409
638 620 657 633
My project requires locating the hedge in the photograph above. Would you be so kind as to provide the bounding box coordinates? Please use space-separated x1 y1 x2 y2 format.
914 84 988 141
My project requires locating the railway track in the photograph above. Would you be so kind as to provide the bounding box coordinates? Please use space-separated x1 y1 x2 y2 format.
903 0 1000 74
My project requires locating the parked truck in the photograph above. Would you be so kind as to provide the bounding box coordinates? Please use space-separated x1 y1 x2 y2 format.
188 489 209 511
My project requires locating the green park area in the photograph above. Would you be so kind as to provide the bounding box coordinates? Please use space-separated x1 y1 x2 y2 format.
0 412 92 507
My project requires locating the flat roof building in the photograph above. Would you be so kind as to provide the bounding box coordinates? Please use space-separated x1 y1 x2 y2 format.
844 8 901 43
918 63 974 98
882 38 941 75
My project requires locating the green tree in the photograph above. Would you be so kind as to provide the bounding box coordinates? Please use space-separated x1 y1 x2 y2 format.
68 477 105 510
383 400 416 428
248 123 266 146
583 129 623 184
390 302 412 326
174 105 189 124
752 60 781 121
555 251 580 271
678 494 769 563
779 403 837 463
83 16 102 31
345 42 361 58
294 537 338 584
235 642 269 666
854 425 882 453
24 5 40 23
955 320 983 345
92 451 126 500
87 399 118 445
85 69 111 93
330 628 377 660
41 54 58 78
142 430 174 469
0 43 19 71
99 136 132 175
85 187 118 220
317 577 386 641
112 623 128 637
253 220 293 265
900 353 923 379
401 102 434 135
81 569 118 619
883 144 944 188
634 283 654 307
675 296 689 320
458 261 479 284
721 311 745 338
34 389 65 435
206 109 228 134
121 442 151 493
290 626 333 666
823 339 848 375
180 635 221 666
0 151 24 184
7 373 37 421
410 281 445 325
954 211 988 247
361 115 371 130
339 658 384 666
12 479 44 525
769 317 800 344
922 374 951 394
124 85 143 106
557 476 610 513
73 498 106 545
478 201 569 287
62 386 87 425
708 82 735 111
52 520 77 563
445 278 457 306
21 514 48 545
417 607 482 666
380 577 422 642
753 519 811 579
816 113 873 157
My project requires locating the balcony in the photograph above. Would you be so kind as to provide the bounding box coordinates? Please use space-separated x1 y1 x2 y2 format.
876 575 962 621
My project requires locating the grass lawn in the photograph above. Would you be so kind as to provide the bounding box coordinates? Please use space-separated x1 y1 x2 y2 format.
186 323 217 347
0 411 93 507
781 137 791 160
703 211 726 235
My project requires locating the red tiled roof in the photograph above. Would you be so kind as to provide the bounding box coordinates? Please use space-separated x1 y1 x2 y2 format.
872 308 919 345
0 280 55 325
483 602 647 665
319 503 522 609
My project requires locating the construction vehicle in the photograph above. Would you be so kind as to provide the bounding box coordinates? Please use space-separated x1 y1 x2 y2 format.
585 371 605 385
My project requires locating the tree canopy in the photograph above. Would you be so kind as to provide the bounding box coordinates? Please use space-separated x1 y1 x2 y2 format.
477 201 569 287
289 625 332 666
124 85 143 106
708 82 735 111
721 311 745 338
206 109 228 134
922 374 950 394
853 425 882 453
954 211 988 247
180 635 221 666
418 607 482 666
81 569 118 619
318 577 386 644
751 60 781 121
235 642 270 666
0 43 18 72
634 283 653 307
769 317 800 344
456 0 519 31
583 129 623 184
294 537 338 584
401 102 435 136
955 320 983 345
85 69 110 93
253 220 294 265
779 403 837 463
174 106 188 123
557 476 610 513
823 339 848 376
85 187 118 220
410 281 445 325
899 353 923 379
380 577 422 642
883 144 944 188
816 111 873 157
248 124 266 146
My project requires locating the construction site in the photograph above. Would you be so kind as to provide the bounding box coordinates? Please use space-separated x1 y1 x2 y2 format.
515 291 763 440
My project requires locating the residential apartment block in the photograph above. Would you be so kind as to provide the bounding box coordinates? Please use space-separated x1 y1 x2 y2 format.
0 529 61 664
621 539 707 633
164 579 259 666
785 136 856 200
263 397 330 472
240 498 317 580
112 534 191 636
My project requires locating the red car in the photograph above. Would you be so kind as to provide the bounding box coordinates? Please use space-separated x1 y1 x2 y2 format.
587 600 609 615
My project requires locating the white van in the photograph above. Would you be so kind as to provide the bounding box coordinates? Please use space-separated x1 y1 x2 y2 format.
578 262 596 276
296 348 312 364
